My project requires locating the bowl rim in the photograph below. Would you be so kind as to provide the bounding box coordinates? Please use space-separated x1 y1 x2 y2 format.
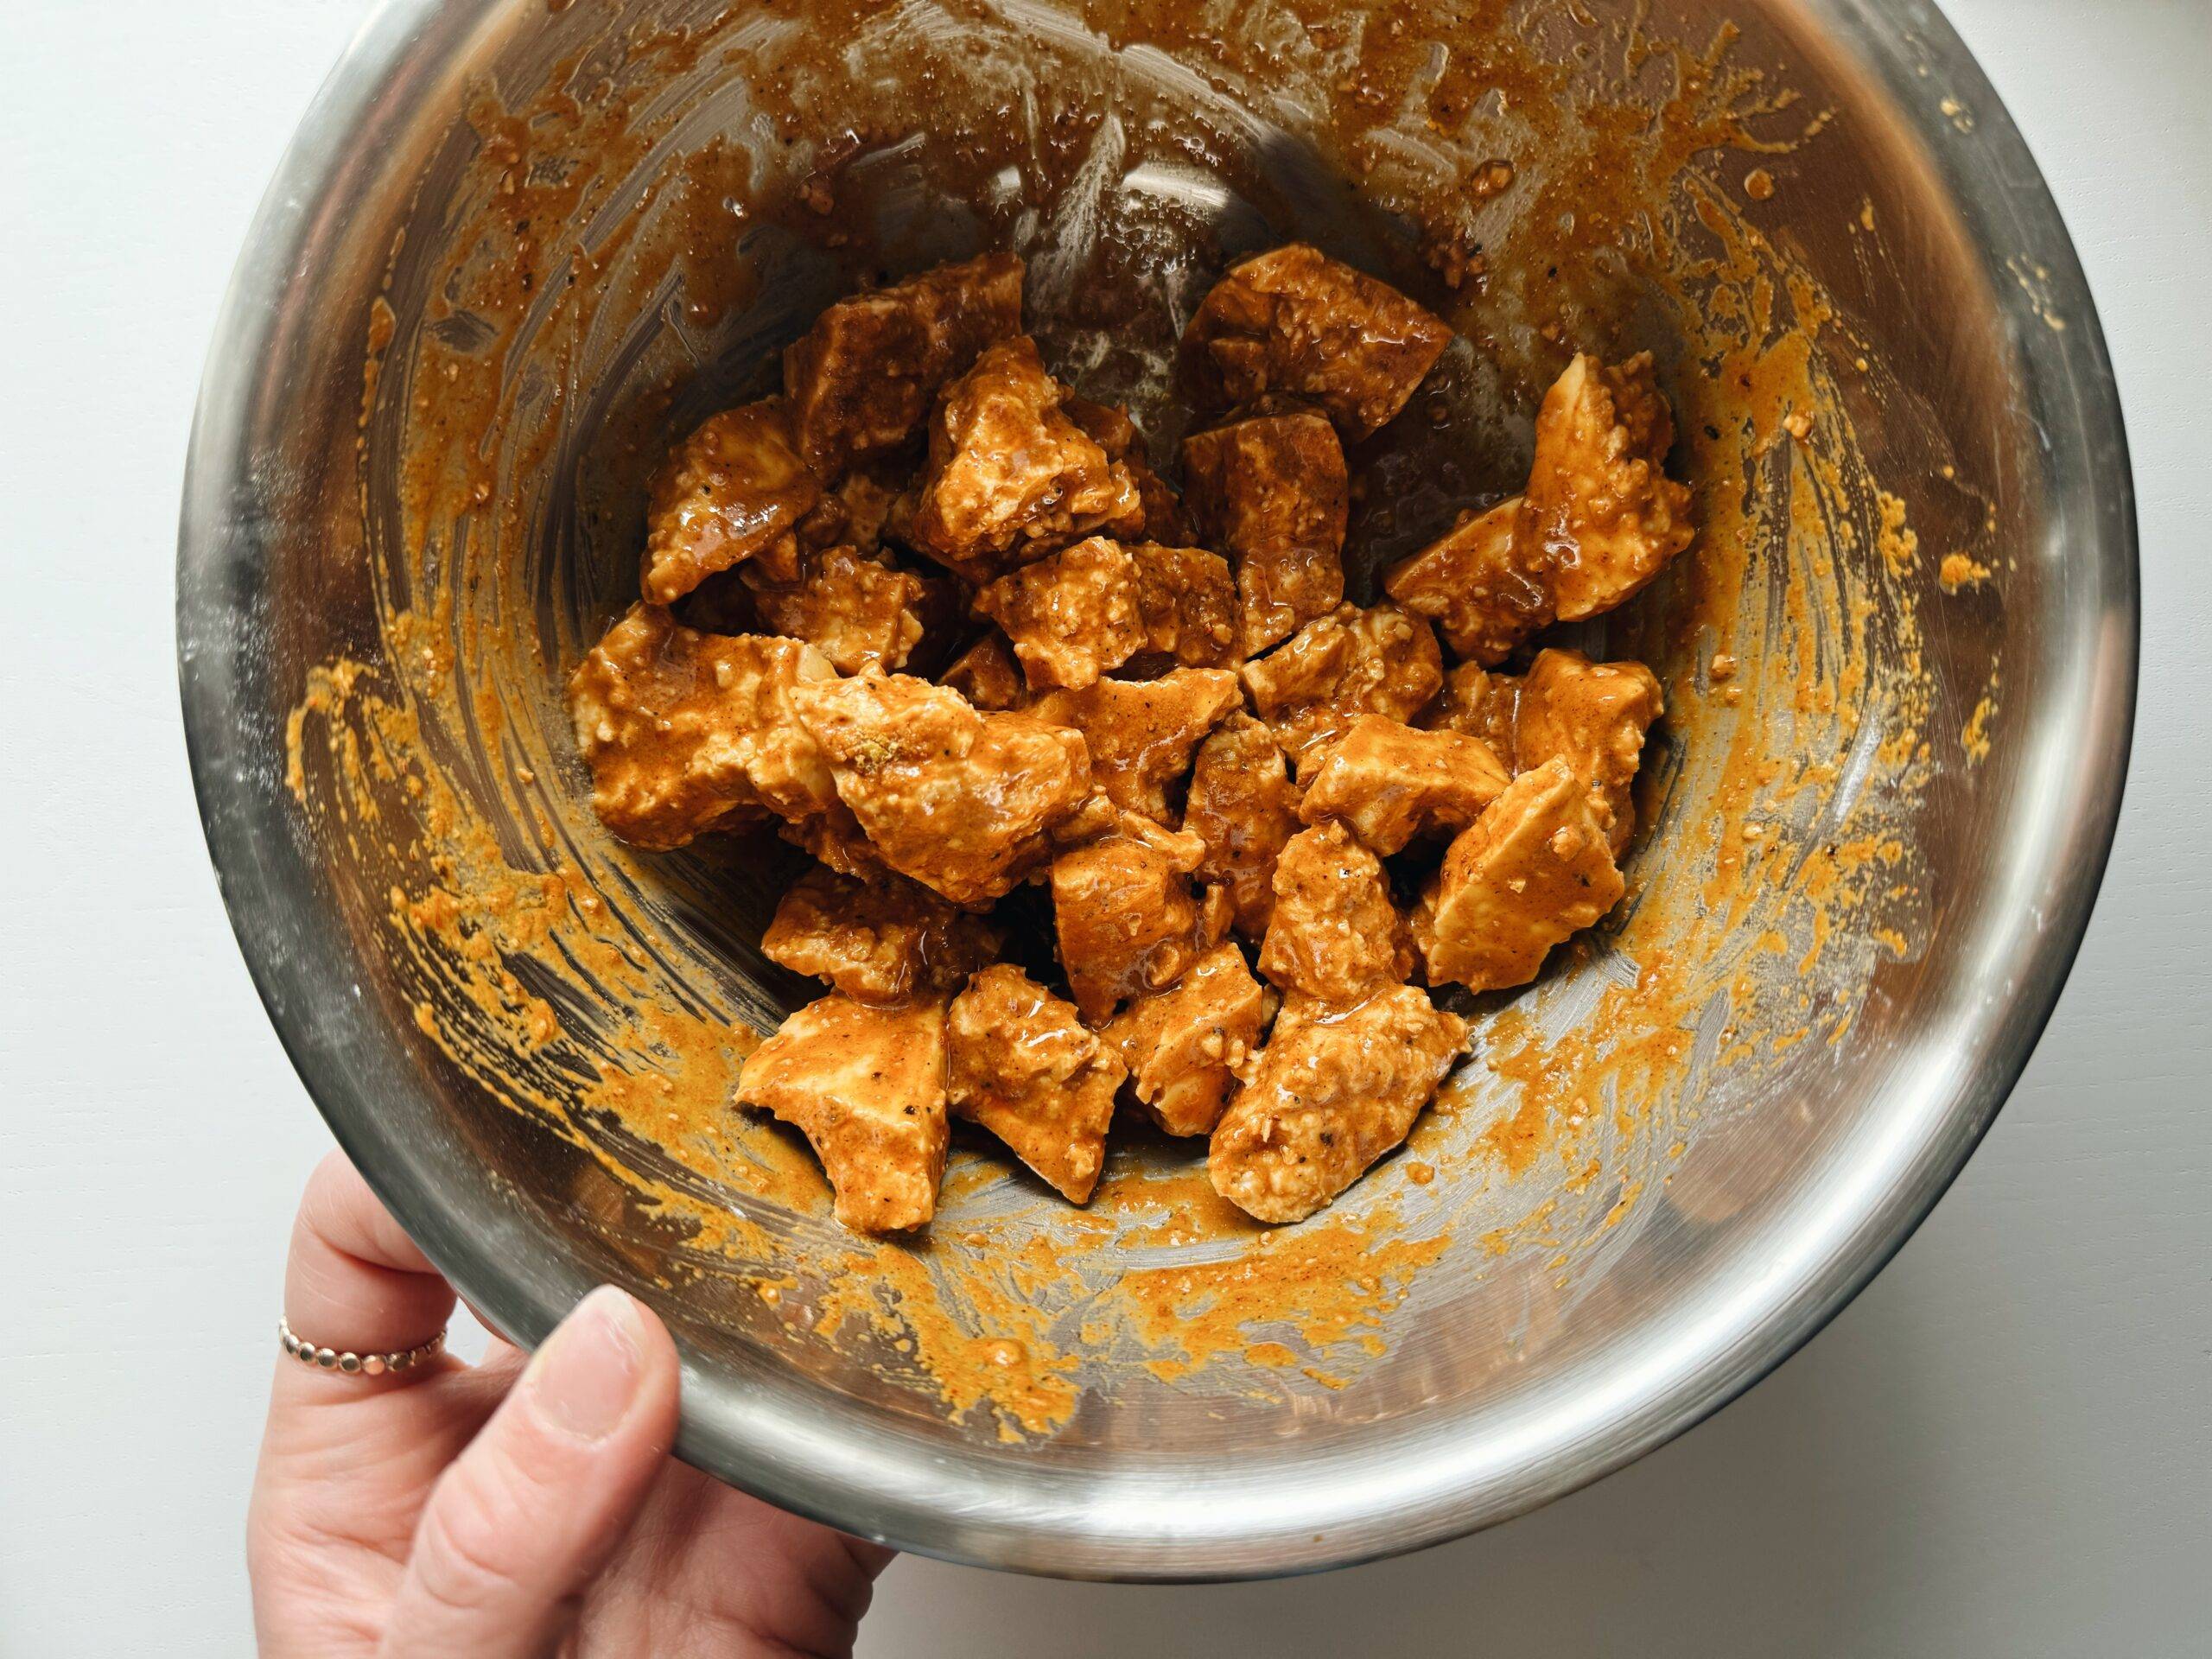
177 0 2139 1580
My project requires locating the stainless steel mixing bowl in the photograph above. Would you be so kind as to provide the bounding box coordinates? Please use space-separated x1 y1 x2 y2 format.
180 0 2135 1578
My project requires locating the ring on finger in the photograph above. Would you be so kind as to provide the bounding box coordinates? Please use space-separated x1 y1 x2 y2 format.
278 1314 448 1379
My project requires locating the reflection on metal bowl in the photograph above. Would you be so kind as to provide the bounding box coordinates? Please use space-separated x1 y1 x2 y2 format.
180 0 2134 1579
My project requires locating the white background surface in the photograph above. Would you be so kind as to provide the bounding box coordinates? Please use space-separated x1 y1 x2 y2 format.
3 1 2207 1652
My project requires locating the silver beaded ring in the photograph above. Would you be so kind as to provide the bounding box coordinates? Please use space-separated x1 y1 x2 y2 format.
278 1315 448 1378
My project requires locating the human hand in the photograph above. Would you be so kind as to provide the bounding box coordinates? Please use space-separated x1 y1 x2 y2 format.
248 1153 892 1656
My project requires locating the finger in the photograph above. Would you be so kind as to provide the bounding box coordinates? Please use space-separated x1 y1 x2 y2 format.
477 1332 529 1375
378 1287 679 1659
255 1155 485 1610
280 1151 456 1396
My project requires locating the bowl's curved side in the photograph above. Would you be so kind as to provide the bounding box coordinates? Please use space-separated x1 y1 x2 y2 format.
180 0 2136 1579
178 0 614 1418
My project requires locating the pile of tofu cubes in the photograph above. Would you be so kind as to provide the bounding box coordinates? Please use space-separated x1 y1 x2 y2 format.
567 243 1692 1231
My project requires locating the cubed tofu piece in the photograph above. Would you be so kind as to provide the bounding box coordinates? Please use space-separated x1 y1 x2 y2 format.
772 470 907 613
1414 757 1625 992
567 605 840 849
761 865 1002 1003
972 537 1238 690
1061 395 1141 457
1523 353 1695 620
1064 397 1190 542
1182 244 1453 439
1242 601 1443 762
938 631 1028 711
1197 880 1236 948
947 965 1123 1202
899 337 1143 584
1050 814 1208 1023
782 252 1026 475
1514 648 1665 853
1258 822 1412 1007
736 993 950 1233
1132 460 1192 544
777 806 884 881
1028 668 1243 823
1046 786 1126 849
1381 496 1554 665
1423 663 1522 765
973 537 1146 690
1128 542 1243 668
740 543 929 675
1104 943 1266 1137
1208 985 1468 1224
1182 712 1300 938
1297 715 1510 855
641 401 822 604
1179 411 1347 652
791 671 1092 907
820 470 902 557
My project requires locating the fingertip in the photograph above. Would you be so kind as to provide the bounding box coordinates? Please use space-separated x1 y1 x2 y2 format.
278 1153 454 1377
297 1149 438 1277
524 1287 677 1447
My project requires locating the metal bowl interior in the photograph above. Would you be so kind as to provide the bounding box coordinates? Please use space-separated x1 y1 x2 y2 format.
180 0 2134 1578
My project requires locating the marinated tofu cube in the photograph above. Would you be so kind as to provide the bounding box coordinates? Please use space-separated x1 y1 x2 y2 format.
1297 715 1510 855
741 543 930 675
642 402 823 604
778 808 883 881
1414 757 1625 992
1134 465 1192 543
947 965 1124 1202
735 993 950 1233
1104 943 1266 1137
972 537 1238 690
1065 397 1190 543
1046 786 1126 850
567 605 840 849
1381 496 1553 665
938 631 1028 711
973 537 1147 690
1257 822 1412 1007
782 252 1026 475
1514 648 1665 853
1423 663 1522 765
1182 244 1453 439
1061 395 1141 457
1182 712 1300 938
1179 410 1347 652
1131 462 1192 544
1128 542 1242 668
1050 814 1208 1023
1028 668 1243 823
1208 985 1468 1224
1241 601 1443 763
1523 353 1695 620
899 337 1143 584
791 671 1092 907
822 470 902 556
1197 881 1236 949
760 865 1002 1003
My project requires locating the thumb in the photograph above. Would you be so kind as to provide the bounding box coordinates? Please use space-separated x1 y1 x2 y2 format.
378 1287 679 1658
